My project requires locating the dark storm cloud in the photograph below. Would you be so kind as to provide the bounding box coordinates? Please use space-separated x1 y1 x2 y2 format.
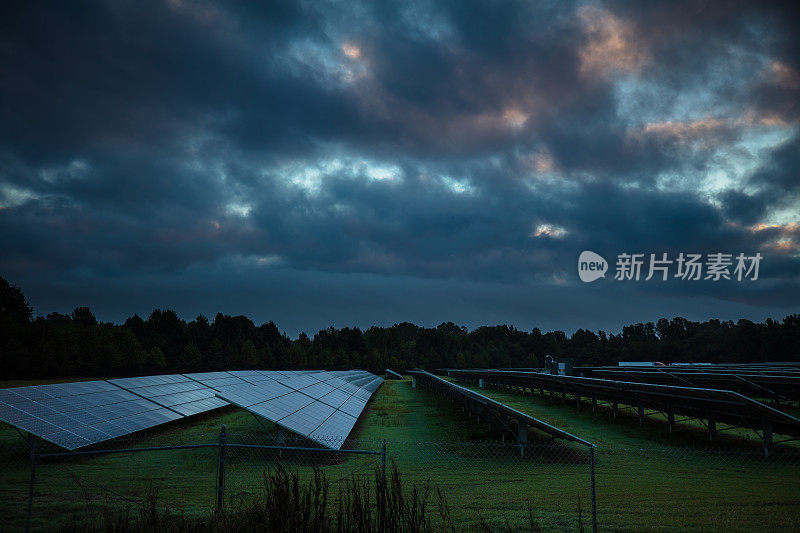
718 135 800 226
0 0 798 333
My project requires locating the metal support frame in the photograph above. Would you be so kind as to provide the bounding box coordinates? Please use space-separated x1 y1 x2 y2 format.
518 423 528 443
216 424 227 512
26 434 37 533
448 369 800 446
249 411 268 429
710 424 746 434
380 439 387 533
590 446 597 533
733 374 785 404
409 370 594 447
763 421 773 457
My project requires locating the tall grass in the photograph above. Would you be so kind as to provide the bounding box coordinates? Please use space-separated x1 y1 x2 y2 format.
55 462 457 532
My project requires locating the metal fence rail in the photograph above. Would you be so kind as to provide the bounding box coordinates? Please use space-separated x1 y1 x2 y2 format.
25 425 386 532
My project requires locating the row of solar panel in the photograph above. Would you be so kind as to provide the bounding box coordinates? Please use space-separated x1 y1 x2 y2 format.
585 368 800 400
0 370 382 450
211 370 381 449
448 369 800 434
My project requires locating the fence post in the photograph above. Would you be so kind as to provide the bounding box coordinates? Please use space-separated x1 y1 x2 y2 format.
216 425 227 512
26 434 37 533
380 439 387 533
590 446 597 533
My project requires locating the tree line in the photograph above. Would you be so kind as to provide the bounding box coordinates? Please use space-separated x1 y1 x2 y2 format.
1 277 798 379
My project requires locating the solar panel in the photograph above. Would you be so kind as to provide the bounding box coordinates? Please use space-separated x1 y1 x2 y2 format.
277 374 322 390
215 370 383 449
354 387 374 400
215 381 293 407
322 377 348 388
183 371 230 380
582 367 800 402
109 375 188 388
202 376 250 389
250 370 279 379
449 369 800 438
338 383 360 395
318 388 351 409
248 391 315 421
409 370 594 447
0 369 383 451
172 397 229 416
298 382 336 399
110 374 228 417
305 371 333 382
339 396 368 417
279 402 336 435
0 381 182 450
228 370 278 384
347 376 374 388
309 410 358 447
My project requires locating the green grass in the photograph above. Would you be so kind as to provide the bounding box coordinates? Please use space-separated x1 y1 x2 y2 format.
1 378 799 531
448 380 800 531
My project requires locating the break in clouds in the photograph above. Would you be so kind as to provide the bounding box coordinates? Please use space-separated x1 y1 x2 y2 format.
0 0 799 335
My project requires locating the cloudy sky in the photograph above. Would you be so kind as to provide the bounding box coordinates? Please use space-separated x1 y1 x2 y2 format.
1 0 798 336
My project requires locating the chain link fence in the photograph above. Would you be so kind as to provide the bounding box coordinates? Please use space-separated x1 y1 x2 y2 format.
1 423 799 531
592 443 800 531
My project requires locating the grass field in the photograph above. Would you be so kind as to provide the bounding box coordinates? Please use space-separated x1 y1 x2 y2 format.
449 380 800 531
1 377 799 531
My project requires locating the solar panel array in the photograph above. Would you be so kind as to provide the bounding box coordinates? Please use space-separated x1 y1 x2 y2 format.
109 374 229 416
580 366 800 402
0 370 382 451
448 369 800 438
214 370 383 449
408 370 594 447
0 380 182 450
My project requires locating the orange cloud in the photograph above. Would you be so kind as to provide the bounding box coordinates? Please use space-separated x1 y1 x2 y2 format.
579 6 647 77
526 150 555 174
769 60 800 89
532 223 568 239
630 111 795 145
752 223 800 255
762 239 800 254
502 107 529 129
642 118 727 141
341 42 362 60
750 222 800 234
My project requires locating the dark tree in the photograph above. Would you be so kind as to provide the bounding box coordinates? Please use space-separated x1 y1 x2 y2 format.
0 277 798 379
